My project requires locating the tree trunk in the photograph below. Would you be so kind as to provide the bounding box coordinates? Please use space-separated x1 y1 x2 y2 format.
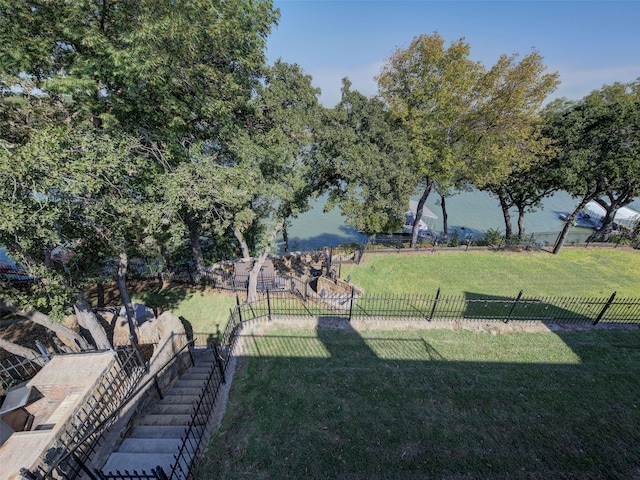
233 224 251 261
411 179 434 248
246 220 284 303
117 250 139 346
440 193 448 241
498 194 513 241
588 195 634 242
0 301 90 351
0 338 47 366
282 222 289 253
517 207 526 239
186 214 207 277
74 293 111 350
157 239 175 273
247 255 265 304
553 196 592 254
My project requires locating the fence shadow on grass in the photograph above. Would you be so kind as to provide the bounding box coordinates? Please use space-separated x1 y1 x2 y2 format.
460 291 595 323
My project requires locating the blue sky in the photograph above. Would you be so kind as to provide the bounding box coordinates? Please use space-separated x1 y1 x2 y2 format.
266 1 640 106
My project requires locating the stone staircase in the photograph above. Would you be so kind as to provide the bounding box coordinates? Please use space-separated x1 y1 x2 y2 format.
101 348 215 478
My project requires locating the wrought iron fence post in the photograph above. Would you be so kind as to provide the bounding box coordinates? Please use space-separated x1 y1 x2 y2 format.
429 288 441 322
188 341 195 366
130 335 148 372
154 465 170 480
71 451 100 480
235 293 242 317
154 375 164 400
348 286 355 322
593 291 617 325
506 290 524 323
267 289 272 322
214 344 226 384
615 235 623 248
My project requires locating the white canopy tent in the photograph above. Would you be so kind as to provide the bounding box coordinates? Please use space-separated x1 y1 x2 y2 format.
584 201 640 228
407 200 438 229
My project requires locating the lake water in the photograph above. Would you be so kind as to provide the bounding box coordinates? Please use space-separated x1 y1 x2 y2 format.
2 193 638 262
283 190 640 251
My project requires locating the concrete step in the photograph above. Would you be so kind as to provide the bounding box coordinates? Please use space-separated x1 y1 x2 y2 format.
186 363 213 372
180 371 210 381
118 437 185 454
149 402 197 415
128 425 202 439
139 413 207 427
164 387 204 397
155 393 199 405
102 452 192 478
173 379 208 389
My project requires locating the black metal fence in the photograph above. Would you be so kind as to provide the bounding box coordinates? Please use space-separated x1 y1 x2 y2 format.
32 346 147 480
237 289 640 325
49 287 640 480
96 318 244 480
0 353 48 390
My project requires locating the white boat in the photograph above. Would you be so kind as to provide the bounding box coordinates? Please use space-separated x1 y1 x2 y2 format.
403 200 438 238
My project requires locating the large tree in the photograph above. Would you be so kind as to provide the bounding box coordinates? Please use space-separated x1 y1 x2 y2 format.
0 0 279 276
377 33 484 248
470 50 559 241
319 79 414 236
377 35 560 247
0 119 111 349
543 80 640 253
221 61 322 302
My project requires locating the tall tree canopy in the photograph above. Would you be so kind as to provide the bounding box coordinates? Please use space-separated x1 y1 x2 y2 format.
377 33 483 247
0 0 280 342
471 51 560 240
319 79 414 235
377 33 559 246
543 80 640 253
1 0 279 274
228 60 323 302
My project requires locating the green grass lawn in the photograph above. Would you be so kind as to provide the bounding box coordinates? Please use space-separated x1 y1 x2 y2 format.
196 325 640 479
132 285 237 336
340 249 640 297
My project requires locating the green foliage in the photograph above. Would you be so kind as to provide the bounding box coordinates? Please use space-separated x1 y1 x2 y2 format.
377 34 558 247
0 0 282 312
448 230 460 247
319 79 414 234
543 80 640 251
483 228 504 245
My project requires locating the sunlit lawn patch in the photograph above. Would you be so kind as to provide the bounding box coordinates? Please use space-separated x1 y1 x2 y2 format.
341 249 640 297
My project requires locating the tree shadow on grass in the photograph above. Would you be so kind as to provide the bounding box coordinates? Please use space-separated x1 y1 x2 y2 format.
86 279 197 316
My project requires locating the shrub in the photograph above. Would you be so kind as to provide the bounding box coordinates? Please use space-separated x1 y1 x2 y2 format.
448 231 460 247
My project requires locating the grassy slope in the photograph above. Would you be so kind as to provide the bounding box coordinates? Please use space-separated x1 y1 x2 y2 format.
132 285 237 335
197 326 640 479
341 249 640 297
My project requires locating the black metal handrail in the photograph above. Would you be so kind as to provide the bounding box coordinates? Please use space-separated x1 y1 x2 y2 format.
38 338 195 479
166 345 225 479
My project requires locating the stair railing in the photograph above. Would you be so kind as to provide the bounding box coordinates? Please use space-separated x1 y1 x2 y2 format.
27 337 195 480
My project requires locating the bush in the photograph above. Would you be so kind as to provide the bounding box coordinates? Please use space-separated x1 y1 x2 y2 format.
448 231 460 247
483 228 503 245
